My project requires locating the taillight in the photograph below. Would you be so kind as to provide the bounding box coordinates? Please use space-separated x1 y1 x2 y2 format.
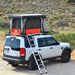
20 48 25 57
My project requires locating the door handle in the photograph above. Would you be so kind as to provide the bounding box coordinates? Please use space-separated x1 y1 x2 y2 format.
50 47 53 49
38 49 41 51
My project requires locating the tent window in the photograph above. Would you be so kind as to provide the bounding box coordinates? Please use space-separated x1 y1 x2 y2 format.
12 18 21 29
26 18 41 29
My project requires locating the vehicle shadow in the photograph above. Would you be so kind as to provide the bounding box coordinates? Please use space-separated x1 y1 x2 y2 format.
12 58 61 75
44 58 61 66
12 59 75 75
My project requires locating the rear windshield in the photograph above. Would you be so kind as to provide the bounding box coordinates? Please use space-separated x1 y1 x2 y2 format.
5 38 20 51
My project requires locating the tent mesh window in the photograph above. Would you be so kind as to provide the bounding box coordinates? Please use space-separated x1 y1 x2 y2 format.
25 18 41 29
12 18 21 29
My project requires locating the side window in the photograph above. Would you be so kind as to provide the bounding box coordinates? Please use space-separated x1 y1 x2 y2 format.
24 37 30 48
38 38 47 47
46 37 58 46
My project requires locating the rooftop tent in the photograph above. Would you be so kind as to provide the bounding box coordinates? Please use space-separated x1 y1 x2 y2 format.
8 14 49 35
24 18 41 35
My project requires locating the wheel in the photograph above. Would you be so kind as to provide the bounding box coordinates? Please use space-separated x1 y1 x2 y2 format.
28 58 38 70
61 50 71 63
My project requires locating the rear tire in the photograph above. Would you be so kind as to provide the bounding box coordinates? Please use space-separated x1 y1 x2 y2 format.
61 50 71 63
28 58 38 70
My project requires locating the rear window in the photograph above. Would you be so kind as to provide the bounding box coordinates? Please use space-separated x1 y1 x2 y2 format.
5 38 20 51
24 37 30 48
38 38 48 47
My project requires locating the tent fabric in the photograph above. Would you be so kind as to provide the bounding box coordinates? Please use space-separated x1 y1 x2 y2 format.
43 20 49 32
11 28 21 35
41 19 49 33
26 29 41 35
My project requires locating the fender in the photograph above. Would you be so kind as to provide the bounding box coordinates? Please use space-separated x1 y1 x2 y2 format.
28 54 34 63
63 47 73 53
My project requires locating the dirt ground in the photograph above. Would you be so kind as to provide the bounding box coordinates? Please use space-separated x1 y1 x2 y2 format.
0 55 75 75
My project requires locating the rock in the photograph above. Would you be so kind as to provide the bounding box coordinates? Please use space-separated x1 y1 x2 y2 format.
57 20 69 27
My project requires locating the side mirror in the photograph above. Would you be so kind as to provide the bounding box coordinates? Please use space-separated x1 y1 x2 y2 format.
56 42 60 45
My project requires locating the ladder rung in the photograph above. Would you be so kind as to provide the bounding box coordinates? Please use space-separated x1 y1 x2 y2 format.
39 64 43 67
34 54 39 56
34 52 38 54
31 44 35 46
37 59 41 61
29 39 34 41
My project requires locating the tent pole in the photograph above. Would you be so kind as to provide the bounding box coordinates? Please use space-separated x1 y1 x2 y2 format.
21 18 24 34
10 18 13 34
41 18 44 33
23 19 26 35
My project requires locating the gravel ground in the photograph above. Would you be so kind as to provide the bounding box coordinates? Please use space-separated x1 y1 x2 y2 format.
0 58 75 75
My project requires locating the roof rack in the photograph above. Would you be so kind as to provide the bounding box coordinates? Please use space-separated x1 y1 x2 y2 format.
26 33 43 36
6 33 44 37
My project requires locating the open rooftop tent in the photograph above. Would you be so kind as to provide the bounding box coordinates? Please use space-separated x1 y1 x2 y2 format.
8 14 49 35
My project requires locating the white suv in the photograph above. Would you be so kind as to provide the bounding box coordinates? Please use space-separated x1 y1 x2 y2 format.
3 34 72 70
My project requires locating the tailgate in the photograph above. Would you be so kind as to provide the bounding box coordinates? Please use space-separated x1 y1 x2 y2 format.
4 37 20 57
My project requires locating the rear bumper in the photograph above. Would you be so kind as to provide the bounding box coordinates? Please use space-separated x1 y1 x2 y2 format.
2 56 28 64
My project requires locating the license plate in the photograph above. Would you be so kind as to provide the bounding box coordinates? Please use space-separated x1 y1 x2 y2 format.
4 50 9 53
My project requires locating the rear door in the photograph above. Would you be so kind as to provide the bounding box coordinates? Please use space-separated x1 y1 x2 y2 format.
37 38 50 59
4 37 21 57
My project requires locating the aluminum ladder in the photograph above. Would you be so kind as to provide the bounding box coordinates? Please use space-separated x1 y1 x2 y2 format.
26 34 47 75
32 51 47 75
